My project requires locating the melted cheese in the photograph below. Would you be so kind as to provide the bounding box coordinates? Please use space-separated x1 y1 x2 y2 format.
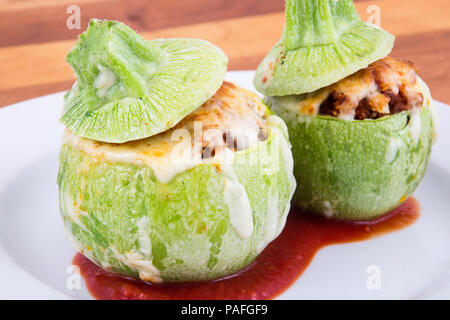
266 90 325 124
259 115 296 248
184 82 266 133
322 201 334 218
136 216 152 256
385 138 404 164
338 113 356 121
94 65 116 97
257 192 279 252
266 115 296 189
110 247 162 283
221 154 254 239
64 82 270 184
408 107 422 145
64 130 200 184
63 193 160 281
270 57 426 121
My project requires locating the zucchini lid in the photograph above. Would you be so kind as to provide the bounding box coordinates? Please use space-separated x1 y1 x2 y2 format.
254 0 394 96
62 19 228 143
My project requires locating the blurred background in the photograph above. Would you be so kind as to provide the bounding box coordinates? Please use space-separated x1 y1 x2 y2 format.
0 0 449 106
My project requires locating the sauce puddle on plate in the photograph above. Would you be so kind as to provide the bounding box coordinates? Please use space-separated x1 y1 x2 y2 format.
73 197 420 300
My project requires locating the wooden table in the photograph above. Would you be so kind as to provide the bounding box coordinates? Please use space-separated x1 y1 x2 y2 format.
1 0 449 107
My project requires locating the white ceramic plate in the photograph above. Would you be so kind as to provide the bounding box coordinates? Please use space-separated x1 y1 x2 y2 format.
0 71 449 300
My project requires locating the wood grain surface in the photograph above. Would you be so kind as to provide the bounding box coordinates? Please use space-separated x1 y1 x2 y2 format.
0 0 449 107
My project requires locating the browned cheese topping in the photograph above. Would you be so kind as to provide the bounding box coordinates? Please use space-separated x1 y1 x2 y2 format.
299 57 424 120
81 82 269 160
179 81 268 158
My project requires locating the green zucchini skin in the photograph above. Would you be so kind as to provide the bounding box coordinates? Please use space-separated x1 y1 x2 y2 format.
272 99 434 220
57 125 295 282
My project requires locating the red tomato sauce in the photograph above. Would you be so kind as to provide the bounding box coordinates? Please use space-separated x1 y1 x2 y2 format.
73 197 420 300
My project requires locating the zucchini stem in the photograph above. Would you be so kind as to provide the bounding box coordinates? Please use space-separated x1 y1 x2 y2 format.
66 19 164 110
282 0 361 49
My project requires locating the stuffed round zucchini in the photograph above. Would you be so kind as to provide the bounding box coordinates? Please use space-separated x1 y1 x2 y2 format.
58 20 295 282
59 82 295 282
255 0 437 220
267 59 436 220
